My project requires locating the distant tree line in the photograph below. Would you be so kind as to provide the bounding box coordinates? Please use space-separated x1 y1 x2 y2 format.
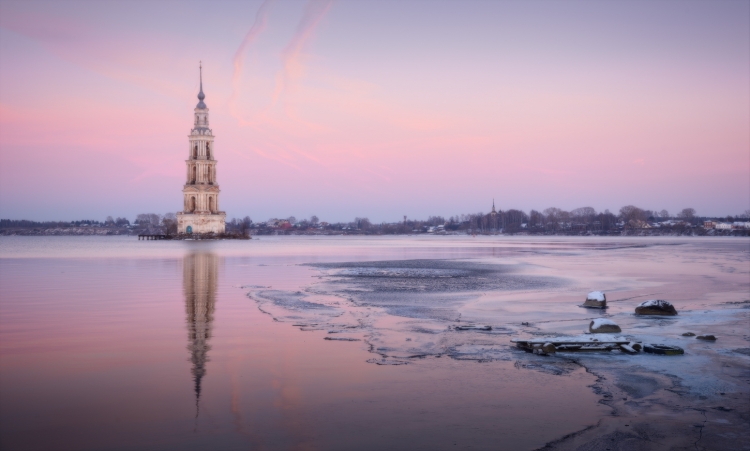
2 207 749 235
249 206 750 235
0 219 103 229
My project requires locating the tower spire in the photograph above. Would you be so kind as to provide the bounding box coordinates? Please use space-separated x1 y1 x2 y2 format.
197 62 206 108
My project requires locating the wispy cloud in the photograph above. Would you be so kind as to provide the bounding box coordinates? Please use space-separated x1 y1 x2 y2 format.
272 0 333 105
229 0 275 124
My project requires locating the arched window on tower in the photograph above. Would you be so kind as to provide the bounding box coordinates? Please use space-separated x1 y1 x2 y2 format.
206 143 211 159
191 166 196 184
193 145 197 159
190 196 196 213
209 196 214 214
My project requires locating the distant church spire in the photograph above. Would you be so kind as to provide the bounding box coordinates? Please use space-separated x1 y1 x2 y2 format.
491 199 497 214
196 62 206 109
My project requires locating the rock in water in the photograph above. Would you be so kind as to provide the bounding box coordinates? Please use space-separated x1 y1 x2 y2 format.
643 344 684 355
635 300 677 316
589 318 622 333
542 343 556 354
454 325 492 331
531 343 556 356
682 332 696 337
582 291 607 308
696 335 717 341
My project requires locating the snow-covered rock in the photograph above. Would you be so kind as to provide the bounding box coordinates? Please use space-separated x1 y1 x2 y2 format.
589 318 622 333
582 291 607 308
635 300 677 316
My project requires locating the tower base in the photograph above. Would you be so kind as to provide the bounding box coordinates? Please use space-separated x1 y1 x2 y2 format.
177 212 226 234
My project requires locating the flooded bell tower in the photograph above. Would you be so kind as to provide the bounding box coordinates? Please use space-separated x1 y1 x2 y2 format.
177 63 226 234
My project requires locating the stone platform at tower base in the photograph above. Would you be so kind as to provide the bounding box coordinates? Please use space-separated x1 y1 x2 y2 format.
171 232 250 240
177 212 226 234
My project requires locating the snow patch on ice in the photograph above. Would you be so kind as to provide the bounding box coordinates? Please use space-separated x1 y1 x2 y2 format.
639 299 672 308
591 318 618 328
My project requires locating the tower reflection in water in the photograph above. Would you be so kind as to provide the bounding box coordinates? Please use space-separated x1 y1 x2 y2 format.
182 252 218 417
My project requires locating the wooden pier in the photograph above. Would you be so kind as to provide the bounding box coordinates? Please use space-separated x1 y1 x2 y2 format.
138 234 171 240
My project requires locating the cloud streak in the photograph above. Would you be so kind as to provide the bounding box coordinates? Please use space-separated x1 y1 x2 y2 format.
229 0 275 123
272 0 333 105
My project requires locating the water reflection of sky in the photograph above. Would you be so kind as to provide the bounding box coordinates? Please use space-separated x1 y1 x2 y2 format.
0 236 747 450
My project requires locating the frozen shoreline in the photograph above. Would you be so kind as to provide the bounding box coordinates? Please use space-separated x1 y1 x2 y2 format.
246 243 750 450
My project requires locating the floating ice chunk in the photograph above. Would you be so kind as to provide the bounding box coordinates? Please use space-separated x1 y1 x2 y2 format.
588 291 605 301
589 318 622 333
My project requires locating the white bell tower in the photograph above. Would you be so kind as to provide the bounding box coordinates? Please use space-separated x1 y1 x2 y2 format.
177 63 226 234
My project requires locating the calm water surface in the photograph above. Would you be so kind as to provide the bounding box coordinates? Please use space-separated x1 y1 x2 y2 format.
1 236 748 450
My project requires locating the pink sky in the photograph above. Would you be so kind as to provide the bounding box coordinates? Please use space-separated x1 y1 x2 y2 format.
0 0 748 222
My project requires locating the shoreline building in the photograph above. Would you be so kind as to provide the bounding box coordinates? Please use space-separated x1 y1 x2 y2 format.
177 64 226 234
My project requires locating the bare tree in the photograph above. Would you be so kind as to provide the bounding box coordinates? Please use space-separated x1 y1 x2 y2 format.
677 208 697 225
570 207 597 226
543 207 566 231
659 209 669 219
354 217 371 231
135 213 162 229
570 207 596 218
528 210 544 229
427 216 446 226
503 209 527 233
619 205 647 226
240 216 252 236
597 210 618 232
310 215 319 225
162 213 177 235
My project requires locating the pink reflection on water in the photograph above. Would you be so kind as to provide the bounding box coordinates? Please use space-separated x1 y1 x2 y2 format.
2 236 746 450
